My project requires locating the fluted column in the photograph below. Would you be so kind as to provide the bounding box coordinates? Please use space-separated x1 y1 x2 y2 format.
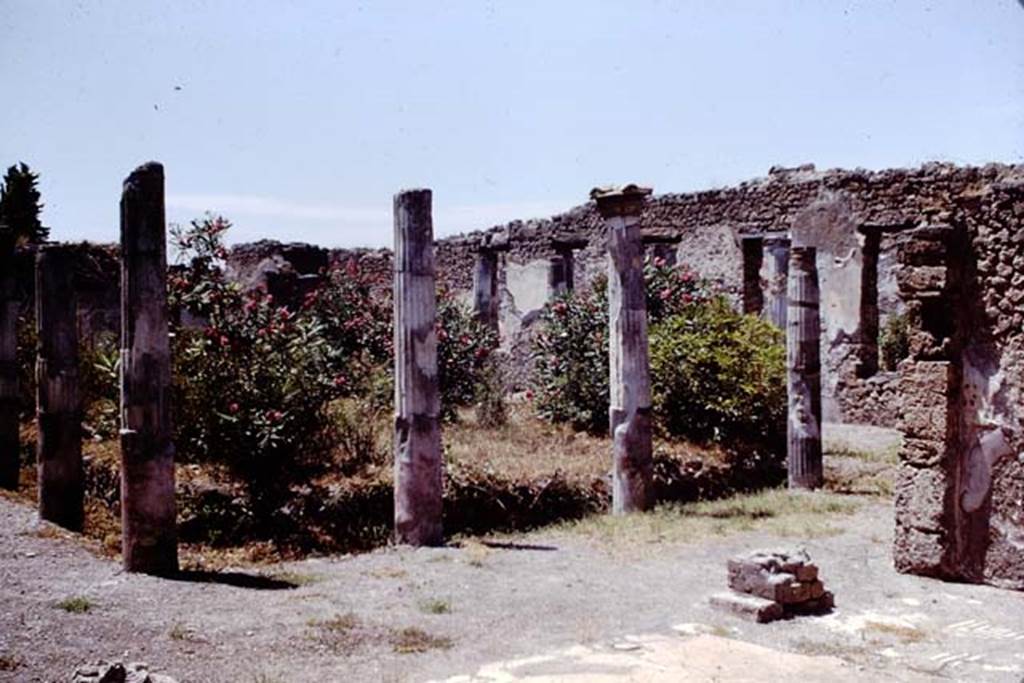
786 246 823 489
120 162 178 574
593 185 654 513
393 188 443 546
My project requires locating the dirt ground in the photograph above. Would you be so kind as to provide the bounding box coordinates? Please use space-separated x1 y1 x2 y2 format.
2 425 1023 682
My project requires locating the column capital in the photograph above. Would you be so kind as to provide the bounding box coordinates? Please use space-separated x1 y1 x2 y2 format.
590 184 652 218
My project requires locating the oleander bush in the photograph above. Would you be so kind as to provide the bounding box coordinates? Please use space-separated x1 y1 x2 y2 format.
165 215 496 523
532 256 786 453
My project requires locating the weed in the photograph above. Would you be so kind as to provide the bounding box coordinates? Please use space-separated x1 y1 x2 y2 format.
168 623 196 641
56 596 93 614
418 598 452 615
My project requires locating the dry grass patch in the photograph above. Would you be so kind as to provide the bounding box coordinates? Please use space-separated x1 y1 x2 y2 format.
862 620 928 644
550 489 860 550
388 626 453 654
443 405 609 484
307 612 370 654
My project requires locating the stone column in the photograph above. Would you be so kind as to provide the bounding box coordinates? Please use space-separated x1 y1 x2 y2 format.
548 254 569 298
0 226 17 490
893 225 961 578
740 236 764 315
856 226 882 377
473 250 499 328
120 162 178 575
592 185 654 514
393 188 443 546
763 235 791 329
786 246 823 489
551 236 589 294
35 247 84 530
472 235 509 333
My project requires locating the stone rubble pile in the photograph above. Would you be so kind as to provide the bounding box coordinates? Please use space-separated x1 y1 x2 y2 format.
72 661 178 683
710 548 834 623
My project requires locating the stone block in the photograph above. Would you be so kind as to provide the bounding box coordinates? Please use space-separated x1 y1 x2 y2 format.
709 591 785 623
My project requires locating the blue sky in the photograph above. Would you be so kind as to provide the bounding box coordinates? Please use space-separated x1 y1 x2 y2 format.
2 1 1022 248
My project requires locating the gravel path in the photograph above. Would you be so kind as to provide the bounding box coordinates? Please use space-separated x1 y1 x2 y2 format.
3 488 1024 682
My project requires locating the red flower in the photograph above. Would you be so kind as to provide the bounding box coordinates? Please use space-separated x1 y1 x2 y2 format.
266 410 282 423
228 402 240 414
219 335 230 347
525 390 534 401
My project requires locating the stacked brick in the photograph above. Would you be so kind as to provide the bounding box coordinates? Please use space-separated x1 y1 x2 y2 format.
710 549 834 623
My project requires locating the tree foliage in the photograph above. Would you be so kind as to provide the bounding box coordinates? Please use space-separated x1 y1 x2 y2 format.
0 163 48 244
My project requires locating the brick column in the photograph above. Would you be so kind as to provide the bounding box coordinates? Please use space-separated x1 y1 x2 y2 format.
593 185 654 513
35 247 83 531
120 162 178 575
893 225 961 578
393 188 443 546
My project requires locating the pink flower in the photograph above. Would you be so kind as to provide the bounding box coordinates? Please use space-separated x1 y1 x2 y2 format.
552 302 567 315
266 410 282 423
228 402 240 414
653 257 666 268
219 335 230 347
659 288 671 301
333 375 347 388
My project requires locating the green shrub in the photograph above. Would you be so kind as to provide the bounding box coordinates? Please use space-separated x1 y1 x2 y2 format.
436 293 498 421
167 215 496 518
531 258 785 453
79 332 120 440
879 313 909 371
649 297 785 448
169 216 343 522
531 289 609 432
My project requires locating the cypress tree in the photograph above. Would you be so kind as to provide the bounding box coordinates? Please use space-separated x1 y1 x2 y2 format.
0 163 49 244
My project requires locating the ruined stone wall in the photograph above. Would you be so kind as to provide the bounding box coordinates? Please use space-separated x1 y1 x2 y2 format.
217 162 1024 430
13 243 120 344
954 179 1024 589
